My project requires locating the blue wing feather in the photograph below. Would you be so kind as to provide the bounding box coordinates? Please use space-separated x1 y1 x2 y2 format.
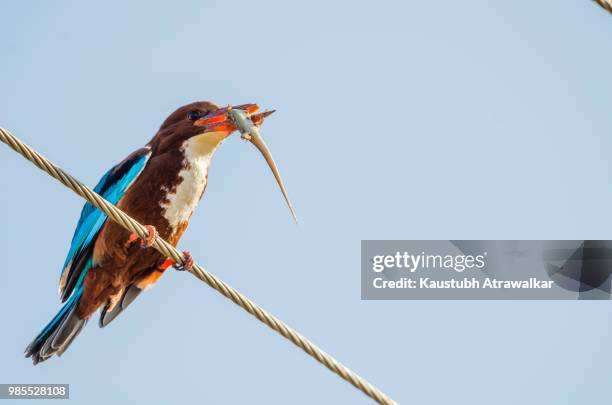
58 148 151 301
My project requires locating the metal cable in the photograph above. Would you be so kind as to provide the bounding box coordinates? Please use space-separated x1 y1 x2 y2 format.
594 0 612 13
0 127 396 405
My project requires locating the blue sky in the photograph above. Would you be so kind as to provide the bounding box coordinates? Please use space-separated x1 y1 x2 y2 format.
1 1 612 404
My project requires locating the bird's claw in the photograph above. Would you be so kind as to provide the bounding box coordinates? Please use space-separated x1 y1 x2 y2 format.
140 225 158 248
174 251 193 271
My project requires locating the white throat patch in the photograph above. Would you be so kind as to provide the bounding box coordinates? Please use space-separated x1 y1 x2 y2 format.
160 132 225 231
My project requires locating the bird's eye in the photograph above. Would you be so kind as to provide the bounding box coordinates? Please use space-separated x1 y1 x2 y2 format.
187 111 201 121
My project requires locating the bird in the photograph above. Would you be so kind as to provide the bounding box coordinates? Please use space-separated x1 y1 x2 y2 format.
24 101 282 364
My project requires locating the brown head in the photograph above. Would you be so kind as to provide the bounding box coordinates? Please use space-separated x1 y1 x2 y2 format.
149 101 270 155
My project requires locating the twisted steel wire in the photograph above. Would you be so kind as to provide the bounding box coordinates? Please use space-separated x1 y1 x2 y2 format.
0 127 395 405
594 0 612 13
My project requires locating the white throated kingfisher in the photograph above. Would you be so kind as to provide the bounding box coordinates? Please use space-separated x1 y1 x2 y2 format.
25 101 287 364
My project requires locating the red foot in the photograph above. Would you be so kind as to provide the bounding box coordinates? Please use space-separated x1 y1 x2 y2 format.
141 225 158 247
127 233 139 244
174 251 194 271
159 258 175 271
129 225 158 248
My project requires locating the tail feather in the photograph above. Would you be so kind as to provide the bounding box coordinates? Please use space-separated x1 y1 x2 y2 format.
56 316 87 357
99 284 142 328
25 288 87 365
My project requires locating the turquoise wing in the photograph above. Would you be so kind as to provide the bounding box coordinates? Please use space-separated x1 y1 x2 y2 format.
58 147 151 302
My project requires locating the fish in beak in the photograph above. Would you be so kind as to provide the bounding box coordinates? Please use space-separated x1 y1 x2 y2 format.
194 104 297 223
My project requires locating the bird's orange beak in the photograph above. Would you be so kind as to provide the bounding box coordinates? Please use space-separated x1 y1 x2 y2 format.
193 104 275 136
